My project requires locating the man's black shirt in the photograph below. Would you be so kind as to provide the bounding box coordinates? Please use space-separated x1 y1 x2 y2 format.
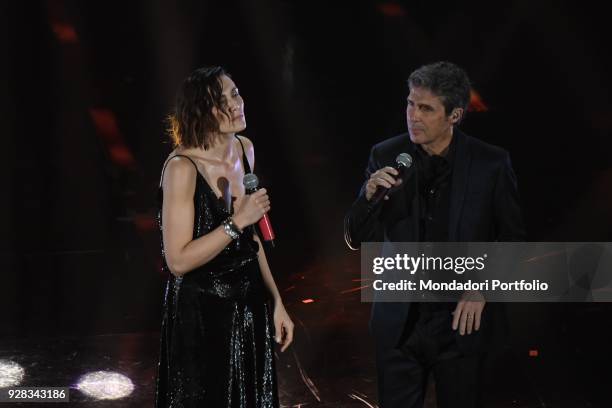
415 134 456 242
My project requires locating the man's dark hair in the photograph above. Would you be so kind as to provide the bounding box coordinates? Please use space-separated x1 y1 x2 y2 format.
408 61 471 120
168 66 231 149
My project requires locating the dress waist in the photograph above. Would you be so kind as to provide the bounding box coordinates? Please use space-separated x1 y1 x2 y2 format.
176 256 267 301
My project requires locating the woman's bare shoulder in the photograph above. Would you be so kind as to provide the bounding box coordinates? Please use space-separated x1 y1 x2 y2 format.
162 154 198 192
236 135 255 169
236 134 253 148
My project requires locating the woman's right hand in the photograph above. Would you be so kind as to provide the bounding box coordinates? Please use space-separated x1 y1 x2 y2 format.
233 189 270 230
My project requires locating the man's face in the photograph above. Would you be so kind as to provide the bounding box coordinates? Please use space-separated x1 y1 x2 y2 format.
406 86 458 146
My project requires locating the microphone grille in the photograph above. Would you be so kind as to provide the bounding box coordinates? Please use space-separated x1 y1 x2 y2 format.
396 153 413 168
243 173 259 190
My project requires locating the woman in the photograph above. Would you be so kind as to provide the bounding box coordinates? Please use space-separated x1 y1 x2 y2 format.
155 66 294 407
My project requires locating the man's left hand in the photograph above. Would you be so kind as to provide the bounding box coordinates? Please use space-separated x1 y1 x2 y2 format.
452 290 486 335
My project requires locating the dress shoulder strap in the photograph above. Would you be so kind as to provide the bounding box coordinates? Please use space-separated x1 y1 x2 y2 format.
159 154 199 187
235 135 252 174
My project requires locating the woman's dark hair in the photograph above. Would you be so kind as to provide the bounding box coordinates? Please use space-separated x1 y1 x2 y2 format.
408 61 471 121
168 66 231 149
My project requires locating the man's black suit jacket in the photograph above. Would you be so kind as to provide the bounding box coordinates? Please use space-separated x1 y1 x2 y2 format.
345 129 526 350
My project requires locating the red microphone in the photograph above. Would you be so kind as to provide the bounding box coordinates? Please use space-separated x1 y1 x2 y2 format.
243 173 275 247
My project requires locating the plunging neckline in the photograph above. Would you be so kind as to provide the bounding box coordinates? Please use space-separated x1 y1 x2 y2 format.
193 169 234 214
160 136 252 215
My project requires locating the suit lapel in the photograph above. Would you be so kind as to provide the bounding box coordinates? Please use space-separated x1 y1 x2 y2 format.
382 136 420 241
449 130 471 241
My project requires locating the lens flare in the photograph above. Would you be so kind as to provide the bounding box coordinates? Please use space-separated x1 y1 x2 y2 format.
76 371 134 400
0 360 25 388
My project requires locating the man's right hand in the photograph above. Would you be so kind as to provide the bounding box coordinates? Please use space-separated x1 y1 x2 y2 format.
365 167 402 201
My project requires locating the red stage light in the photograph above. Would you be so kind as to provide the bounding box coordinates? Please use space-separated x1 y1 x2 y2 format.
340 285 369 294
50 22 78 44
89 108 136 167
133 214 156 233
469 89 489 112
377 3 406 17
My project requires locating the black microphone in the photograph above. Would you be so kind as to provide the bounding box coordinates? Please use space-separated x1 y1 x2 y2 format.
368 153 413 210
243 173 276 247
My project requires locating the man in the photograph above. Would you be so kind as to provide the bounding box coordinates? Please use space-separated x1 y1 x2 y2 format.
344 62 525 407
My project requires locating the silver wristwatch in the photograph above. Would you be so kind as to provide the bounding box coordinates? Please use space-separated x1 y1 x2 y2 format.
222 217 241 240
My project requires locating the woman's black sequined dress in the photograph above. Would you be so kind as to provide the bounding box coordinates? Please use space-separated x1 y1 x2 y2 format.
155 147 279 407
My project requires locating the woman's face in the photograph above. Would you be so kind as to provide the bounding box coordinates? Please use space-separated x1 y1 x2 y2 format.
212 75 246 134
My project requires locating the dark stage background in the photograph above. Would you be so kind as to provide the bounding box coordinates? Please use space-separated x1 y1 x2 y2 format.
1 1 612 406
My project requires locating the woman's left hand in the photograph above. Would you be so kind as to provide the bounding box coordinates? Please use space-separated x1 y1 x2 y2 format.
273 301 294 352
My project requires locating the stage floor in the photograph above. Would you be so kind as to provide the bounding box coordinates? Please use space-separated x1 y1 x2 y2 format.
2 254 610 407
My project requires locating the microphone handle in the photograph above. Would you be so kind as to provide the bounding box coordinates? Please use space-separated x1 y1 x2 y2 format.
370 185 390 206
258 214 275 246
368 163 405 210
245 186 276 246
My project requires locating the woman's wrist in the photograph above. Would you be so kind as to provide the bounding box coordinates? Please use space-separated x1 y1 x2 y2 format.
232 214 247 231
222 217 243 240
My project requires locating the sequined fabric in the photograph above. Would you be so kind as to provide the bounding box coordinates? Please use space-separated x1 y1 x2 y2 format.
155 156 279 408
